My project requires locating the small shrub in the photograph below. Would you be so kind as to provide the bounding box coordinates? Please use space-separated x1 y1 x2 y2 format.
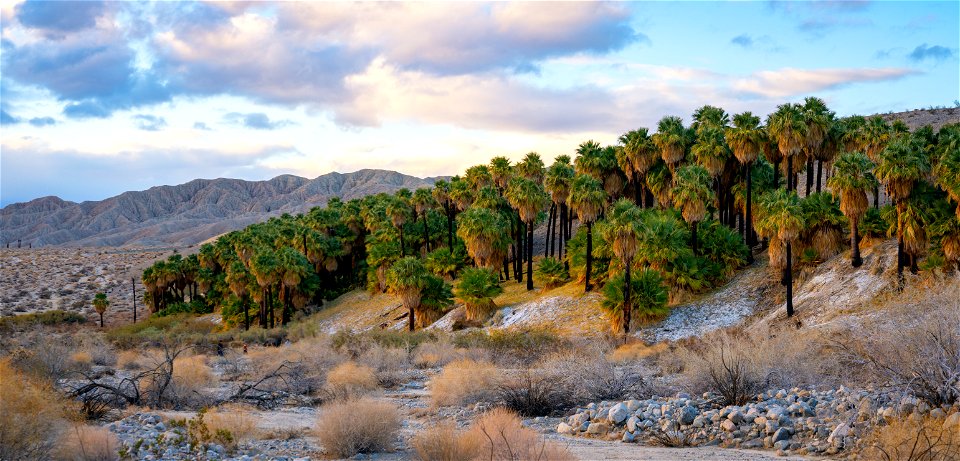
610 341 669 363
117 350 142 370
452 328 568 365
861 413 960 461
411 422 481 461
454 268 503 322
462 408 575 461
413 340 460 368
357 345 413 388
537 350 645 403
205 404 259 450
0 359 67 460
0 310 86 331
71 351 94 368
325 361 379 399
535 257 569 289
314 398 400 457
431 359 500 407
55 425 118 461
495 369 574 417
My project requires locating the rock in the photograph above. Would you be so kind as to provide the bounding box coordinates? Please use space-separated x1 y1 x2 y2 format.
678 406 698 425
626 416 639 433
692 415 706 428
622 431 636 443
930 408 946 419
677 392 691 399
774 440 790 451
586 422 609 435
765 419 779 435
721 420 737 432
557 423 573 434
773 427 791 443
155 422 166 432
608 403 630 424
626 400 642 411
728 410 746 424
828 423 850 447
944 412 960 431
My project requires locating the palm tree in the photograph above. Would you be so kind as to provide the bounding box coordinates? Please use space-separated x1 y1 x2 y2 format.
670 165 714 256
934 129 960 219
516 152 545 183
431 180 456 250
756 189 804 317
385 257 432 331
456 207 511 270
465 165 493 190
767 103 808 192
876 138 931 287
226 261 254 330
449 177 474 211
489 156 513 194
801 97 833 196
653 116 690 171
93 292 109 328
454 267 503 322
568 174 606 291
617 128 658 207
863 116 892 208
601 269 668 334
505 177 549 290
412 188 436 254
827 152 878 267
726 112 763 250
250 247 280 328
599 199 642 335
576 141 623 199
276 247 311 325
544 156 575 259
386 197 411 257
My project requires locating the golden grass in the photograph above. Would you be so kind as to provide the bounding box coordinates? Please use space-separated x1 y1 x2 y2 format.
206 404 260 448
431 359 500 407
54 425 118 461
609 341 669 363
116 350 142 370
325 361 379 399
463 408 575 461
411 421 481 461
70 351 93 367
314 397 400 457
861 413 960 461
173 354 214 389
413 340 460 368
0 359 67 460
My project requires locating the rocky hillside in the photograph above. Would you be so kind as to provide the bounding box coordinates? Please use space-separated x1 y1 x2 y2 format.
880 107 959 130
0 170 439 248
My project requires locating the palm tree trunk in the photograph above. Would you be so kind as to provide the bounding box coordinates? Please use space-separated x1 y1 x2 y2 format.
623 262 631 335
851 218 863 267
774 159 781 190
805 158 814 197
787 157 794 192
559 204 568 269
786 242 794 317
243 295 250 331
897 208 904 291
502 252 510 281
546 204 556 258
874 185 880 209
910 254 918 274
585 221 593 292
691 221 698 256
446 206 454 250
282 286 291 326
527 220 534 291
99 312 104 328
645 187 654 208
408 307 416 331
816 161 823 193
399 227 405 257
516 221 524 283
633 172 643 206
746 165 755 246
422 212 430 254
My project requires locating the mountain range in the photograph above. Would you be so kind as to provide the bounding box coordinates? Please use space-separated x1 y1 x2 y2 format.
1 170 439 248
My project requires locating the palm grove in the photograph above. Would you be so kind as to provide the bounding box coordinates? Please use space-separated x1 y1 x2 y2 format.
142 98 960 335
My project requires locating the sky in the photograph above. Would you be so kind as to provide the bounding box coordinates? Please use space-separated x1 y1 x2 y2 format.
1 1 957 206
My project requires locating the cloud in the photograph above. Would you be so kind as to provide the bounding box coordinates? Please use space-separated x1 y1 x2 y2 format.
732 67 917 98
1 109 20 124
133 114 167 131
28 117 56 127
224 112 294 130
731 35 754 48
908 44 956 62
193 122 211 130
15 1 105 36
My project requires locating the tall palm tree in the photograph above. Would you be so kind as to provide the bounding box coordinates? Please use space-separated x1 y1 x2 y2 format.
412 188 436 254
226 260 254 330
875 138 931 287
276 247 310 325
767 103 808 192
449 177 474 211
465 165 493 190
432 180 456 250
934 129 960 219
456 207 511 270
576 141 623 199
505 177 549 290
489 156 513 194
801 97 833 196
250 247 279 328
544 156 575 259
756 189 804 317
600 199 642 335
93 292 109 328
827 152 878 267
726 112 764 250
516 152 545 183
653 116 691 171
863 116 892 208
670 165 714 256
386 197 411 257
385 257 432 331
617 128 658 207
568 174 606 291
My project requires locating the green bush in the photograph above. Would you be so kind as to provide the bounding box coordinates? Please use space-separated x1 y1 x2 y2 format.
454 268 503 322
535 258 569 289
601 269 670 333
156 299 214 317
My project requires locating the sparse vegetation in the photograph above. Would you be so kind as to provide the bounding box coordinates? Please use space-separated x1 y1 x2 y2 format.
314 398 400 457
431 359 500 407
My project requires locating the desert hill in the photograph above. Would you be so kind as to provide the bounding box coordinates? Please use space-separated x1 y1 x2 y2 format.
1 170 439 248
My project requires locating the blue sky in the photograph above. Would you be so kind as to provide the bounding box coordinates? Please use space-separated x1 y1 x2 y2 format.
1 0 957 206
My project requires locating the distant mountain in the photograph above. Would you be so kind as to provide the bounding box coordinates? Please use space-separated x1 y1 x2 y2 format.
1 169 440 248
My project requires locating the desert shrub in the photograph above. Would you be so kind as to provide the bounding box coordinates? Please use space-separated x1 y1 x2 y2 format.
75 333 117 367
325 361 379 399
537 350 645 404
861 413 960 461
117 350 142 370
7 334 75 382
431 359 500 407
535 258 569 289
71 351 94 368
609 341 669 363
331 329 438 356
186 408 237 453
495 369 575 417
463 408 575 461
357 345 414 387
0 359 68 460
242 337 343 399
413 339 461 368
205 404 260 450
847 309 960 407
0 310 86 331
314 398 400 457
452 328 569 365
411 421 481 461
54 425 119 461
137 353 216 409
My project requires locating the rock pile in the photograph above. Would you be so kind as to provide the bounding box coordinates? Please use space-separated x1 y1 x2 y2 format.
558 387 960 458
